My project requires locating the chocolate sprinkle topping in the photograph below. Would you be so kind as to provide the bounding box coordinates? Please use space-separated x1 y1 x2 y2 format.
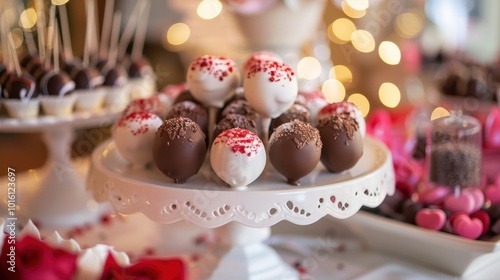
272 120 322 149
317 114 359 140
157 116 204 141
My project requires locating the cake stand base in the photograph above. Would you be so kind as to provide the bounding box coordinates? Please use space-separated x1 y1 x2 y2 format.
193 223 298 280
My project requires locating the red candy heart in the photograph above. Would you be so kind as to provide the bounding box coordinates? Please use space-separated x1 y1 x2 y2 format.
452 215 483 239
484 184 500 204
444 192 475 214
470 210 490 235
415 208 446 231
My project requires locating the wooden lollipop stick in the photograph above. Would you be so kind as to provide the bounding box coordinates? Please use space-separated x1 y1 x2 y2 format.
15 3 37 56
35 0 46 62
131 0 150 60
58 4 73 60
108 11 122 67
117 1 145 59
99 0 115 59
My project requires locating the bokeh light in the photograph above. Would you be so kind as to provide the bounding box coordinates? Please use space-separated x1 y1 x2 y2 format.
322 79 346 103
10 28 24 49
430 107 450 121
327 22 348 44
19 8 37 29
378 82 401 108
351 30 375 53
378 41 401 65
342 0 366 18
297 57 322 80
166 23 190 46
51 0 69 5
331 18 356 42
348 93 370 117
395 11 424 38
329 65 353 85
197 0 223 20
346 0 369 11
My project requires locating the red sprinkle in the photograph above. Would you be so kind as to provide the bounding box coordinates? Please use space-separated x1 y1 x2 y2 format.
246 59 295 83
117 111 158 136
213 128 262 157
189 55 236 82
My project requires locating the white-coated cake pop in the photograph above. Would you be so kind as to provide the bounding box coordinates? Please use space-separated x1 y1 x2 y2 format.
186 55 240 108
113 111 163 167
123 95 171 119
296 89 329 124
243 51 282 73
244 59 298 119
317 102 366 137
210 128 266 189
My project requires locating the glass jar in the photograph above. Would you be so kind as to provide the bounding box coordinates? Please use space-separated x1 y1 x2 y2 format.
427 111 482 189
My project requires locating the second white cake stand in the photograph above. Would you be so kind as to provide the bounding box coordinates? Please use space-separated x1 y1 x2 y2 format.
0 108 121 229
88 136 395 280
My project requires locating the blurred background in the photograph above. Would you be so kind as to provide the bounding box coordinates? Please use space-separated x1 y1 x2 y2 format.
2 0 500 175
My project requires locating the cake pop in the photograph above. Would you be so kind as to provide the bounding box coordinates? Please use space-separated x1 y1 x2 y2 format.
210 128 266 189
269 120 322 185
268 102 310 137
317 113 363 173
213 113 258 140
296 89 329 124
317 101 366 137
166 101 208 136
124 95 171 120
113 111 163 167
244 59 298 143
153 117 207 184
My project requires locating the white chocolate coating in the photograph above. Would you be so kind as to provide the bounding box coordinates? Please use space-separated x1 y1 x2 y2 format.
210 128 266 189
317 101 366 137
113 111 163 167
296 89 329 124
124 95 171 119
243 51 282 73
187 55 239 108
244 60 298 119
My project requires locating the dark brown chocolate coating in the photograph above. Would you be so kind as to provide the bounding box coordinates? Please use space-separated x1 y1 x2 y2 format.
166 101 208 135
102 64 127 87
0 66 12 98
173 89 199 105
317 114 363 173
269 103 310 137
71 67 104 89
269 120 322 185
219 99 258 122
153 117 207 184
40 70 75 97
128 57 153 78
213 114 258 141
4 72 38 100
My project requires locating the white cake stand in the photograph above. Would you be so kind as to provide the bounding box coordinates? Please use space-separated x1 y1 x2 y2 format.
88 136 395 280
0 108 121 229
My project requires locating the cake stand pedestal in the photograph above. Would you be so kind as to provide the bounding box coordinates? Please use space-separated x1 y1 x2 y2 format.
88 136 395 279
0 108 121 229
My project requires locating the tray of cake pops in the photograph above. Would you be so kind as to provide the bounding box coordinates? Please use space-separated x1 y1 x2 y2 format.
332 108 500 278
0 0 155 126
87 51 395 228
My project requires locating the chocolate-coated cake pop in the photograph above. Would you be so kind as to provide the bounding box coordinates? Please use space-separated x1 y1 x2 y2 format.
153 117 207 184
173 89 199 105
3 72 38 100
317 114 363 173
40 70 75 97
213 114 258 140
166 101 208 135
269 120 322 185
219 99 258 122
101 64 127 87
71 67 104 90
269 103 310 137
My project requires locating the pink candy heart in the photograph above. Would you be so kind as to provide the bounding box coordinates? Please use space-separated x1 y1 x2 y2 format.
419 186 451 205
484 184 500 204
415 208 446 231
484 107 500 149
463 188 484 212
470 210 490 235
452 215 483 239
444 192 475 214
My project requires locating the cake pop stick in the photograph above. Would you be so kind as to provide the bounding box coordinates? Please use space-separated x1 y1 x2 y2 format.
35 0 46 63
243 59 298 147
7 29 23 77
186 55 240 143
117 1 144 59
58 4 73 61
15 3 37 56
108 12 122 68
83 0 93 67
45 5 56 67
131 0 150 61
99 0 115 60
